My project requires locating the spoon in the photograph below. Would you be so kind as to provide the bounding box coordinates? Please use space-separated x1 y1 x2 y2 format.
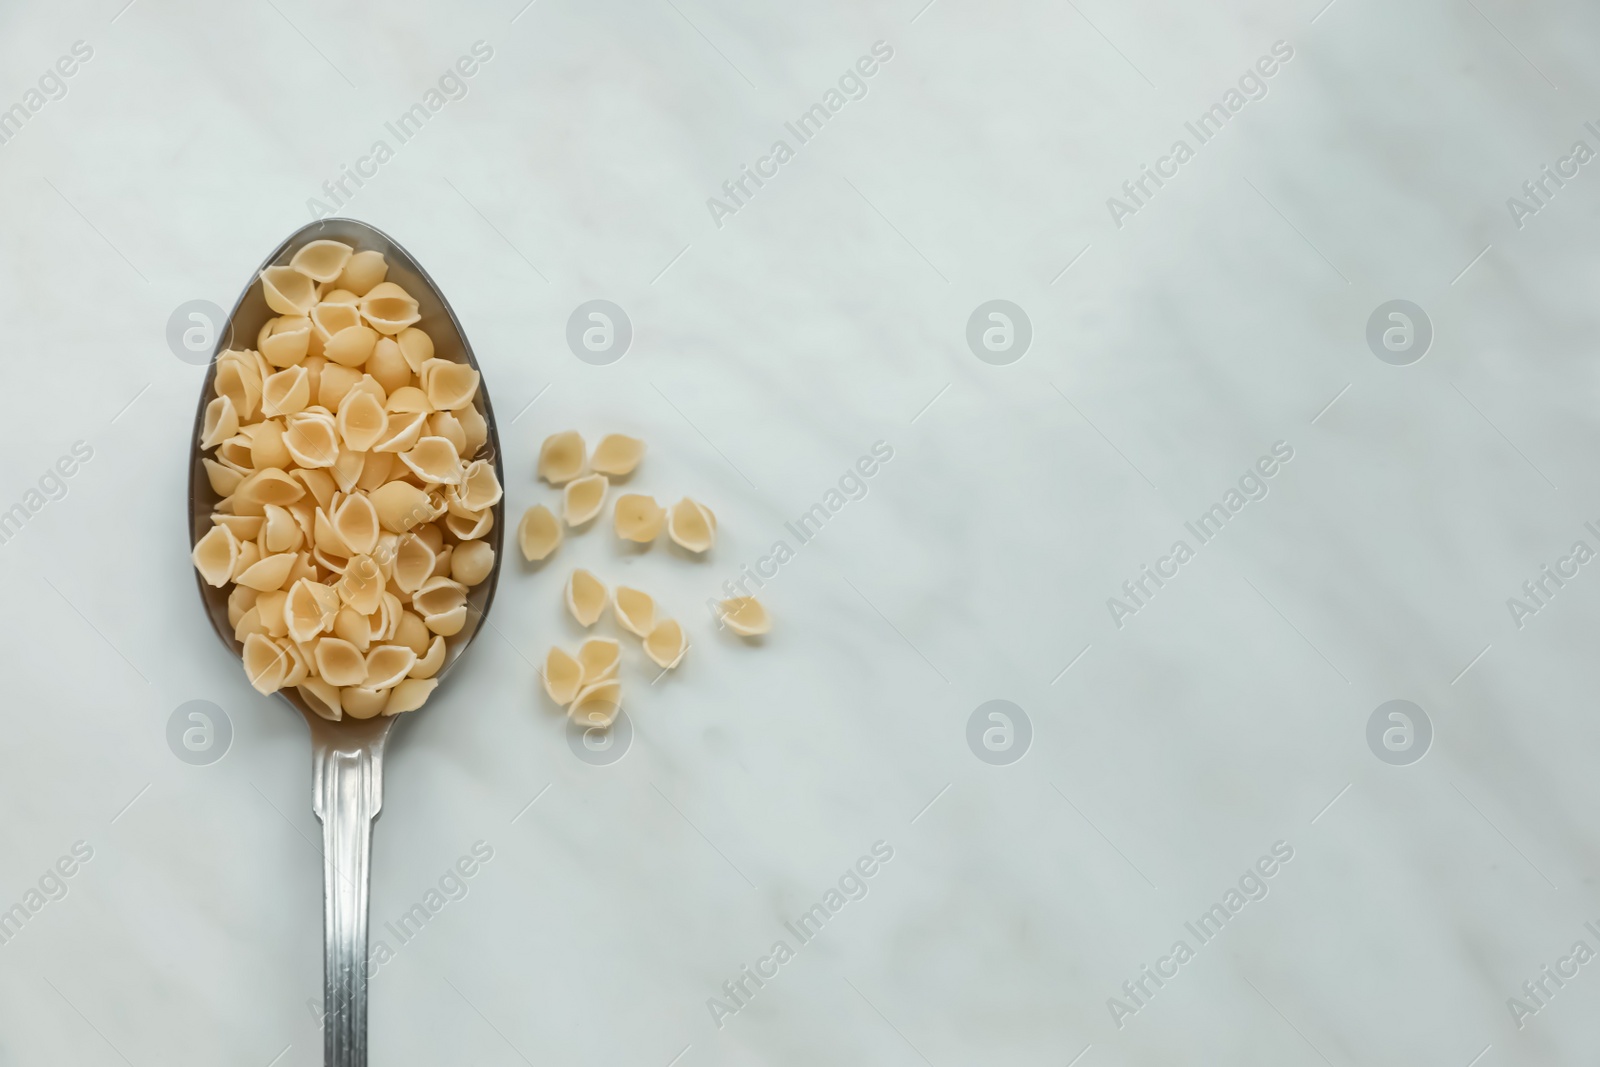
187 219 504 1067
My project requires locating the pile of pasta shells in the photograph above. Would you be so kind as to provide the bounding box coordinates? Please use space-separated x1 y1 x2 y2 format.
191 239 499 721
518 431 770 729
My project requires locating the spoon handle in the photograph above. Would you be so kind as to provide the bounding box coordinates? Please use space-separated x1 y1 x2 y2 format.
312 733 385 1067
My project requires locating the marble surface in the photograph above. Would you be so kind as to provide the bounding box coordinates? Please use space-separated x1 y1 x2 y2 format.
2 0 1599 1063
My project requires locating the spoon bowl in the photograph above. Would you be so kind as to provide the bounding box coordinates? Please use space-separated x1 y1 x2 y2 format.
187 218 503 1067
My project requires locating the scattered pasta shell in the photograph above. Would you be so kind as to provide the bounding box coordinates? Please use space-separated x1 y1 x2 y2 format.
543 647 583 706
577 637 620 685
342 686 388 720
409 636 446 679
613 494 663 543
200 395 239 450
420 358 480 411
517 505 561 562
364 645 417 689
563 474 608 526
666 498 716 553
720 596 770 636
261 366 311 418
591 433 645 477
565 568 607 626
260 266 318 316
384 678 438 715
259 317 312 368
538 431 586 485
192 524 240 587
399 436 462 484
569 679 621 728
336 249 388 296
360 281 421 335
644 618 688 669
612 586 656 637
291 239 354 283
451 540 495 586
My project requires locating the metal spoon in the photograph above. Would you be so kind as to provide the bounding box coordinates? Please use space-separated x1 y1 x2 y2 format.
187 219 504 1067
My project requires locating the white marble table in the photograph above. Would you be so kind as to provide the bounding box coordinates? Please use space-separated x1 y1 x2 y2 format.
1 0 1597 1063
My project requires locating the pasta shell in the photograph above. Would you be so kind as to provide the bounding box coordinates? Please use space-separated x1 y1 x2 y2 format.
214 351 262 420
613 494 663 543
287 551 318 586
612 586 656 637
192 524 239 587
364 645 417 689
453 460 502 512
216 434 255 472
315 637 367 687
231 540 261 578
262 504 303 554
399 437 462 484
318 364 363 410
333 493 381 556
259 316 311 368
283 412 339 469
538 431 586 485
285 578 340 643
279 637 311 688
569 679 622 728
291 468 337 512
392 534 436 595
413 521 444 553
291 239 354 283
333 607 371 652
261 266 318 316
355 451 396 492
383 678 438 715
337 554 385 615
666 497 716 553
213 513 262 541
335 249 388 296
591 433 645 476
393 612 430 655
565 568 607 627
243 632 292 694
233 607 265 643
325 324 380 369
430 544 453 578
237 551 297 591
337 389 387 452
396 327 433 373
577 637 620 684
367 337 412 394
200 395 239 450
298 678 342 721
458 403 489 456
203 459 247 498
532 648 578 708
413 576 467 618
235 468 304 508
423 605 467 637
372 411 427 454
328 450 363 493
409 636 446 679
244 419 293 471
310 302 362 346
368 481 433 533
385 386 432 414
719 596 770 636
427 411 466 454
360 281 421 335
342 686 389 720
444 507 492 542
563 474 608 526
261 365 311 417
643 618 688 669
420 358 480 411
450 540 494 586
256 590 289 637
517 505 561 562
